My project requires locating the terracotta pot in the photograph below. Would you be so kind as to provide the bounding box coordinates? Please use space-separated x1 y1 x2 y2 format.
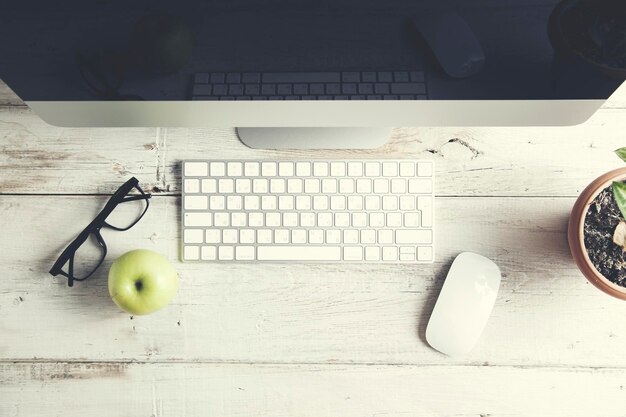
568 168 626 300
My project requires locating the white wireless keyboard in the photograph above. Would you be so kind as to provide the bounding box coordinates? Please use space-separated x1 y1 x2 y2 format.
181 160 434 263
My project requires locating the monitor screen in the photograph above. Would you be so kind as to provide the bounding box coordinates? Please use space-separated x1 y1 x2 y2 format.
1 0 624 103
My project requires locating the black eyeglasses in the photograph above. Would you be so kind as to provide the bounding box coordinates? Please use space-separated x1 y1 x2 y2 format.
50 177 151 287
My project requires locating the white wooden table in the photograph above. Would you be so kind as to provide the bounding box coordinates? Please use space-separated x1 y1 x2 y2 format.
2 80 626 416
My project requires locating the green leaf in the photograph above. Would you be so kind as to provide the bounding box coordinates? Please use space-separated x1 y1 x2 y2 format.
612 181 626 220
615 148 626 163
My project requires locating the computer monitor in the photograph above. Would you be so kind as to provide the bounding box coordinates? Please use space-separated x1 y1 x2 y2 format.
1 0 624 148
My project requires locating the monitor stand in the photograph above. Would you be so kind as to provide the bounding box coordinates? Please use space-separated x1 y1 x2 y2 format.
237 127 392 149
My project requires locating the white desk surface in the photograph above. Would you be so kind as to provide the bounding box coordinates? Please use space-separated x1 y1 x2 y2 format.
1 80 626 417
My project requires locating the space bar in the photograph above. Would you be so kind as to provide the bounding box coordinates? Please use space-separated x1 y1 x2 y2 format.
257 246 341 261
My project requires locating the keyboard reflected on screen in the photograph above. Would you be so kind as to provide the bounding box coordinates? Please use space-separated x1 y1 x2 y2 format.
191 71 428 101
181 160 434 263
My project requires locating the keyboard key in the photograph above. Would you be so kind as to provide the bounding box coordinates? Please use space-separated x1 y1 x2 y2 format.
279 195 295 210
374 83 390 94
417 246 433 261
261 195 277 210
262 72 341 83
387 213 402 227
347 195 363 210
185 213 212 227
244 162 260 176
287 179 303 193
358 83 374 94
309 229 324 244
394 71 409 82
202 179 217 193
352 213 367 227
365 246 380 261
266 213 281 227
330 195 346 210
214 212 230 226
240 229 255 244
242 73 261 83
347 162 363 176
205 229 221 244
395 229 432 244
373 179 389 193
228 84 244 95
317 212 333 227
390 83 426 95
210 162 226 176
223 229 238 244
219 179 234 193
184 246 199 260
378 230 393 244
185 196 207 210
294 84 308 95
326 229 341 244
418 161 434 177
404 212 420 227
261 162 277 176
275 229 290 243
342 83 357 94
248 213 264 227
296 162 311 176
236 179 251 194
321 179 337 194
369 212 385 227
330 162 346 177
344 246 363 261
212 84 227 95
219 246 234 260
185 162 208 177
356 179 372 193
391 179 406 194
339 179 354 193
382 246 398 261
418 196 433 227
304 179 320 193
365 195 380 210
236 246 255 260
382 162 398 177
313 195 329 210
361 230 376 244
343 230 359 244
399 195 416 211
244 195 260 210
335 213 350 227
408 178 433 194
378 72 393 82
227 162 243 177
364 162 380 176
326 83 341 94
201 246 217 260
257 229 272 244
283 212 298 227
270 179 286 193
310 84 325 95
278 162 294 177
185 179 200 193
257 246 341 261
277 84 292 95
300 212 315 227
399 162 415 177
342 72 360 82
253 179 269 193
210 195 225 210
261 84 276 95
231 212 247 226
292 229 307 243
296 195 311 210
184 229 204 244
382 196 397 210
313 162 329 177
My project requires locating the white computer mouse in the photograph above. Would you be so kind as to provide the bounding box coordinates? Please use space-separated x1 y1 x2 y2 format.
426 252 501 356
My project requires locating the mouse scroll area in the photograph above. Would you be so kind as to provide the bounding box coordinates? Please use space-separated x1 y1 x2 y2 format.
425 252 501 356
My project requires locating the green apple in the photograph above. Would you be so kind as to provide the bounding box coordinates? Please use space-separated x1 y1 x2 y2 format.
108 249 178 315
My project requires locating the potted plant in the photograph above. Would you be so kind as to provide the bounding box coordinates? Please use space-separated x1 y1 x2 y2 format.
549 0 626 79
569 148 626 299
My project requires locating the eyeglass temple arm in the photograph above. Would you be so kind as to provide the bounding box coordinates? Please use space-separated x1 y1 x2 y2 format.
122 194 151 202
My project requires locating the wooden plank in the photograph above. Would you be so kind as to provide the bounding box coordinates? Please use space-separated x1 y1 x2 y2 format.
2 195 625 367
1 362 626 417
0 80 25 107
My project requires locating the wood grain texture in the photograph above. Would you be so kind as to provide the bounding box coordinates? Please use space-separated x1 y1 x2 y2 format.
2 362 626 417
2 195 626 367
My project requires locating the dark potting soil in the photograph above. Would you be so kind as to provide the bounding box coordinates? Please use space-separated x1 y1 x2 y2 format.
584 184 626 287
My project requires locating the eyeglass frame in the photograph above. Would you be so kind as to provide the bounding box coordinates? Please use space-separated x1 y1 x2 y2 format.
49 177 151 287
